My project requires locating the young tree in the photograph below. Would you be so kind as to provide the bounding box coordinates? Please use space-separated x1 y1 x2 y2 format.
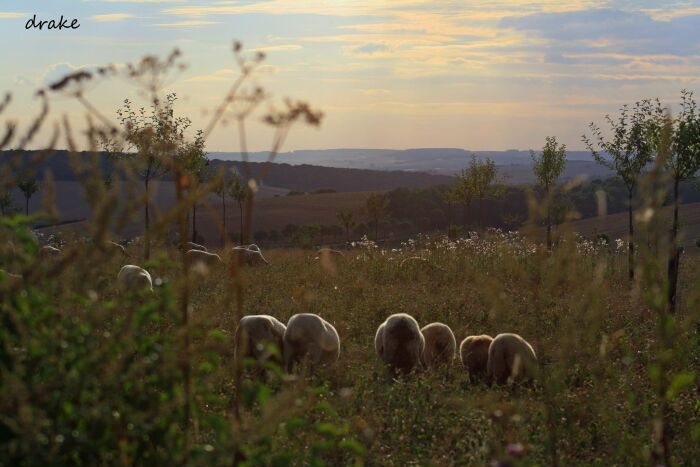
0 190 15 215
228 173 248 245
531 136 567 249
454 170 473 229
215 174 234 244
365 193 388 242
336 208 355 243
177 130 208 243
108 93 191 259
666 90 700 313
440 186 461 236
583 99 663 280
17 178 39 216
465 155 497 229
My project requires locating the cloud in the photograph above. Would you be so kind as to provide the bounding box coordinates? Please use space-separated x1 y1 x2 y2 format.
89 13 135 22
251 44 303 53
152 20 220 27
351 43 389 55
0 12 26 19
186 68 237 82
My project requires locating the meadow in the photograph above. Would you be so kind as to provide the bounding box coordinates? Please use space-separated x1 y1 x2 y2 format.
2 225 699 466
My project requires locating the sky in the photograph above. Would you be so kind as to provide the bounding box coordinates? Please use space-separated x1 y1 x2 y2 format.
0 0 699 152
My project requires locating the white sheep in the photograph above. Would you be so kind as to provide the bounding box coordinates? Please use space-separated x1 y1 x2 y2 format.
117 265 153 292
318 248 344 257
185 249 222 268
487 333 538 385
459 335 493 380
420 322 457 368
182 241 207 252
235 315 287 370
375 313 425 375
233 246 269 266
283 313 340 373
39 245 61 259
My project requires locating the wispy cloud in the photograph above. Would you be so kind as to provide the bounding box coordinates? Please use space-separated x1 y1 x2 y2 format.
152 20 220 27
0 12 26 19
89 13 135 22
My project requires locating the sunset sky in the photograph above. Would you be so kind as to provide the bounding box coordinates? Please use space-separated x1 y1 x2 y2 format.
1 1 699 152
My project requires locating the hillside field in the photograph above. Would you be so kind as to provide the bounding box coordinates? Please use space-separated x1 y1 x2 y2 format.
2 231 699 465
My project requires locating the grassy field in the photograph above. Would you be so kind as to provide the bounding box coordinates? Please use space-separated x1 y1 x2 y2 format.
4 227 698 465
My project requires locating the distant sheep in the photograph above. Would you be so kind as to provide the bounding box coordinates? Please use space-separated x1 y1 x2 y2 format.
283 313 340 372
318 248 344 257
459 335 493 380
182 241 207 252
107 241 128 257
235 315 287 369
487 333 538 385
233 245 268 266
185 249 222 269
375 313 425 375
39 245 61 259
420 322 457 368
117 265 153 292
0 269 21 280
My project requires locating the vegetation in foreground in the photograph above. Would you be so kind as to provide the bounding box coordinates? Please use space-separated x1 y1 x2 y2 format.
2 226 699 466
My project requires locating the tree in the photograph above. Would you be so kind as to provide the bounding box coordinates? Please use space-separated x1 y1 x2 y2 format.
0 190 15 215
215 174 234 244
177 130 208 243
583 99 663 280
227 173 248 244
17 178 39 216
440 186 461 236
666 90 700 312
336 208 355 243
365 193 388 242
107 93 192 259
465 155 497 229
531 136 567 249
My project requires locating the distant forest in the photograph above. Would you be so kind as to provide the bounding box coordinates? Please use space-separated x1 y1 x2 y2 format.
0 150 453 192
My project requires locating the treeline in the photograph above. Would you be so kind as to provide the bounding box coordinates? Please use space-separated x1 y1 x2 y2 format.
0 150 453 192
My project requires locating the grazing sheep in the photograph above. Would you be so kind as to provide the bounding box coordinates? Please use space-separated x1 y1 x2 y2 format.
185 249 222 269
0 269 21 280
235 315 287 370
420 322 457 368
459 335 493 380
233 246 269 266
117 265 153 292
283 313 340 373
375 313 425 375
318 248 344 257
183 241 207 252
39 245 61 259
487 333 538 385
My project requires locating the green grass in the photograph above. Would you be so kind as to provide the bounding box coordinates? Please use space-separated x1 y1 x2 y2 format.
2 230 699 466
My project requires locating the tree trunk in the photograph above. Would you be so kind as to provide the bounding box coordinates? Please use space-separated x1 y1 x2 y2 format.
546 187 552 250
144 177 151 260
374 217 379 242
667 177 681 313
221 193 226 244
479 197 483 231
627 188 634 281
191 205 197 243
239 202 244 245
25 196 29 216
345 225 350 244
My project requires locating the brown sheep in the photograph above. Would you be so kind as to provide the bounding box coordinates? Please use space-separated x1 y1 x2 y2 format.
459 335 493 380
421 322 457 368
117 265 153 292
235 315 287 371
487 333 538 385
283 313 340 373
375 313 425 375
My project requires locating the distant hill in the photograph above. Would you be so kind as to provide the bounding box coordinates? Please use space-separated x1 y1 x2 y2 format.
1 150 453 192
209 147 608 177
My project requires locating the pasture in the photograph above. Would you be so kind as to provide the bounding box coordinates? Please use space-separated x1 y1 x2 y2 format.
2 229 698 465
